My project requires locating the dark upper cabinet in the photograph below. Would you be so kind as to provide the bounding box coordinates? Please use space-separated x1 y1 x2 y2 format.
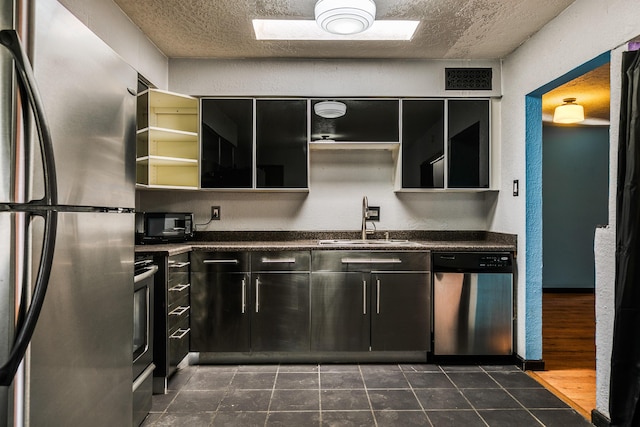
401 99 490 189
401 100 445 188
447 99 490 188
200 98 253 188
256 99 308 188
311 99 399 142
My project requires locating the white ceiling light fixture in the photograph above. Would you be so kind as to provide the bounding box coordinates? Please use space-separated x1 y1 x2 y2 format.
553 97 585 124
315 0 376 35
314 101 347 118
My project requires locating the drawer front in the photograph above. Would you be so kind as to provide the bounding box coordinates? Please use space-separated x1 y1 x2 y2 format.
191 251 249 273
251 251 310 272
312 251 430 272
168 301 190 334
168 282 190 308
169 319 190 367
168 252 190 286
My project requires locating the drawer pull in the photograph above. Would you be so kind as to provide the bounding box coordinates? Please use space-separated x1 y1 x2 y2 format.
341 258 402 264
169 261 190 268
376 279 381 314
203 259 239 264
170 328 190 340
169 283 190 292
261 257 296 264
169 306 189 316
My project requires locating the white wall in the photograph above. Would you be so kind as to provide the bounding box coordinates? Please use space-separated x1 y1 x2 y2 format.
139 150 495 232
496 0 640 418
57 0 168 88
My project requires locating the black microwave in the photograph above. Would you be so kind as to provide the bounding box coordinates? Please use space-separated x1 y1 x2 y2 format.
135 212 194 244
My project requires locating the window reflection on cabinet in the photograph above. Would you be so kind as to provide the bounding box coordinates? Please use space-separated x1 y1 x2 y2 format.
200 99 254 188
401 100 445 188
256 99 308 189
448 100 490 188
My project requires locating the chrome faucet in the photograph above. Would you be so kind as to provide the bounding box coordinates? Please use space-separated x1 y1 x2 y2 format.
361 196 375 240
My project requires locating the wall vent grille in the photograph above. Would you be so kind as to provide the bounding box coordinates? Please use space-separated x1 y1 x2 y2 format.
445 68 493 90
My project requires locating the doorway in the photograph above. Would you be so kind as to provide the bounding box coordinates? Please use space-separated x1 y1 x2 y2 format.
525 55 610 419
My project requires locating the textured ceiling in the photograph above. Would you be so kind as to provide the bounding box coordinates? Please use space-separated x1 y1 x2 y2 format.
112 0 576 59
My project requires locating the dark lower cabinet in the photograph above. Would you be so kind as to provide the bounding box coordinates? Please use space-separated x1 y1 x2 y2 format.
189 250 429 357
371 272 431 351
190 252 250 352
310 272 370 351
251 272 310 352
191 271 250 352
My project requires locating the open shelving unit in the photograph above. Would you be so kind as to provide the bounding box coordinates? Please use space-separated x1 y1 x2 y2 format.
136 89 199 189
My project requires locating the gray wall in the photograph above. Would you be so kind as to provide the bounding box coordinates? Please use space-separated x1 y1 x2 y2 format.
543 125 609 289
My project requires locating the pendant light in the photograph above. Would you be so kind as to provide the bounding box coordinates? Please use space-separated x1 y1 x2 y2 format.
553 98 585 124
315 0 376 35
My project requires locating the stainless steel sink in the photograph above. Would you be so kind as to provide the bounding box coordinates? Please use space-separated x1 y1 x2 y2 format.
318 239 423 247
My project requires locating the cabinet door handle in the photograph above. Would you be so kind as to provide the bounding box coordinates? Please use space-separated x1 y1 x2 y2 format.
255 278 260 313
203 259 239 264
363 280 367 315
169 306 189 316
169 328 190 340
241 278 246 314
376 279 381 314
261 257 296 264
169 283 190 292
341 258 402 264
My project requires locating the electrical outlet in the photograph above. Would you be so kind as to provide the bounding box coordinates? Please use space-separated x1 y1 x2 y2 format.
211 206 221 220
367 206 380 221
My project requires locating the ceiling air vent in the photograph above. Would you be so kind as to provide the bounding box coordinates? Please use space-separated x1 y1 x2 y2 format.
445 68 492 90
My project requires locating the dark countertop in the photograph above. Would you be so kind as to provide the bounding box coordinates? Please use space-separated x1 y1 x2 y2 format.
135 231 517 256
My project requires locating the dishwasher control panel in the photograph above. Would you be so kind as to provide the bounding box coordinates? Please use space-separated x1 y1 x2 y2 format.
432 252 513 273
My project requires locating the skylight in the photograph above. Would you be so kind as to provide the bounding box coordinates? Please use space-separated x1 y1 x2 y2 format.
252 20 420 41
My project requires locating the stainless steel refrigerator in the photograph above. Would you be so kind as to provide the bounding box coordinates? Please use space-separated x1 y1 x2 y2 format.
0 0 137 425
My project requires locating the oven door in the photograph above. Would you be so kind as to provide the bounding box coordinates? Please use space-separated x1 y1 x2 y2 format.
133 264 157 379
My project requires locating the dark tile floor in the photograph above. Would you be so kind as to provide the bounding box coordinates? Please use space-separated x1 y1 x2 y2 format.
141 364 593 426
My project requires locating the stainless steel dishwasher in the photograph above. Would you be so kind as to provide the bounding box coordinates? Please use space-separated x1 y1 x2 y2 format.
432 252 513 356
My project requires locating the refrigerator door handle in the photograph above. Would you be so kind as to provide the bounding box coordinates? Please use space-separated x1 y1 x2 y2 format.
0 29 58 206
0 30 59 386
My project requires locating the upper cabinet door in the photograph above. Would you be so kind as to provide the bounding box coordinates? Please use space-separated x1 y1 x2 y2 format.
200 99 254 188
447 99 490 189
256 100 308 189
401 100 445 189
311 99 399 143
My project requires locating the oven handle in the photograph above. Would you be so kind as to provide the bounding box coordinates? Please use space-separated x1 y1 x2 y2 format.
134 265 158 283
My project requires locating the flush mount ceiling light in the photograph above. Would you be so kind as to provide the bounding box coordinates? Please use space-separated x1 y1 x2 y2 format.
315 0 376 35
314 101 347 118
553 98 585 124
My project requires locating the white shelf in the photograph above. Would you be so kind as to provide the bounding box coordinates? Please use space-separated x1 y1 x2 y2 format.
136 155 198 166
309 141 400 151
138 127 198 142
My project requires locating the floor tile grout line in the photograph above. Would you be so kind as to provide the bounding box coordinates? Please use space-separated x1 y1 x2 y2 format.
482 366 547 426
402 364 435 427
359 363 380 427
317 363 322 425
262 365 279 427
440 366 491 427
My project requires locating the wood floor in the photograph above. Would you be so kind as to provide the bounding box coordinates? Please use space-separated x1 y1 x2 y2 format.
528 292 596 420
